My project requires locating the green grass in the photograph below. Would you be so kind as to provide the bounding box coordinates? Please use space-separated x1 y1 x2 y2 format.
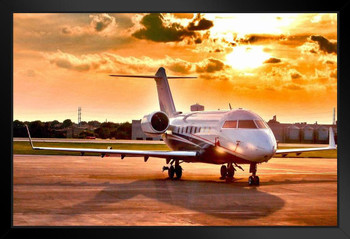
13 141 337 158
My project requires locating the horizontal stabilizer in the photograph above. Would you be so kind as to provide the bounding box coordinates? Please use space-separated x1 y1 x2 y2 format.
110 74 197 79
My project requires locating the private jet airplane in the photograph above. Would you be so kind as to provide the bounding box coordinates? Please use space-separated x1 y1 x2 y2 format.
25 67 337 185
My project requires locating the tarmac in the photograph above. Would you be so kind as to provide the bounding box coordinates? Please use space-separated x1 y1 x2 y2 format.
13 154 337 226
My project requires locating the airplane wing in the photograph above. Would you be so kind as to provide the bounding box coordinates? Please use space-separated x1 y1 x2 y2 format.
25 125 198 159
275 127 336 156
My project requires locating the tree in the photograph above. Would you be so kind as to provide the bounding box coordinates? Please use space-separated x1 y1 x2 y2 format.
50 120 60 128
13 120 26 137
62 119 73 128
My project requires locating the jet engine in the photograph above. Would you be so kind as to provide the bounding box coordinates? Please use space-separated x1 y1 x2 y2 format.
141 111 170 136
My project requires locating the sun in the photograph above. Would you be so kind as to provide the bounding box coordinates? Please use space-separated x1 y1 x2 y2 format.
225 45 271 70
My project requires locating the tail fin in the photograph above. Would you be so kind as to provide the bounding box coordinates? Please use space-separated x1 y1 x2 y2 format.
329 127 336 149
110 67 196 117
154 67 177 117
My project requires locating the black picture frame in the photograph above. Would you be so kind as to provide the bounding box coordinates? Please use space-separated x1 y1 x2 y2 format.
2 0 350 238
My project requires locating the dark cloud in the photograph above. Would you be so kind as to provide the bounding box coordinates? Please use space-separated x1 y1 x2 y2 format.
168 62 192 74
238 34 282 44
196 59 225 73
238 34 310 47
310 35 337 54
278 34 309 46
264 58 281 64
132 13 196 42
61 27 72 34
90 14 113 32
194 38 202 44
187 14 214 31
291 73 302 79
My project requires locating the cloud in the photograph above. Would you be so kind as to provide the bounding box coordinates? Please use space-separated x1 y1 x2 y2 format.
168 61 192 74
284 84 303 90
238 34 282 44
264 58 281 64
90 14 114 32
44 50 200 76
196 58 225 73
310 35 337 54
199 73 230 81
132 13 196 42
291 73 302 79
14 13 134 54
330 69 337 78
187 14 214 31
172 13 194 19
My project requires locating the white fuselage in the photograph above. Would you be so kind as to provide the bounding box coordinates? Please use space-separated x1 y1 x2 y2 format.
161 108 277 164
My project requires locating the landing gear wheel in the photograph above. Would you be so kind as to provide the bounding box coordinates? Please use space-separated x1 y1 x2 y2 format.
175 165 182 179
254 176 260 185
220 165 227 178
227 165 235 178
168 166 175 179
248 176 254 186
248 176 260 186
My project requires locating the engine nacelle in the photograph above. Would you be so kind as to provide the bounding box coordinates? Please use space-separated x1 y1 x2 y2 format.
141 111 170 136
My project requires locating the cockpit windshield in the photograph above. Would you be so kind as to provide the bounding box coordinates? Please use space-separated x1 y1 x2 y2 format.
254 120 268 129
222 120 237 128
222 119 268 129
222 110 269 129
238 120 257 128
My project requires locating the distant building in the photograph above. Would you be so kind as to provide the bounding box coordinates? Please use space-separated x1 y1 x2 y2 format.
266 115 337 144
191 103 204 112
131 120 162 140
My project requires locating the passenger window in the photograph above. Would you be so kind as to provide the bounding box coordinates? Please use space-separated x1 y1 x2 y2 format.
223 121 237 128
193 127 197 133
255 120 267 128
238 120 257 129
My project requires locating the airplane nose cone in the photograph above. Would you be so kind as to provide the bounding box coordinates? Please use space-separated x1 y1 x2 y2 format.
255 135 276 160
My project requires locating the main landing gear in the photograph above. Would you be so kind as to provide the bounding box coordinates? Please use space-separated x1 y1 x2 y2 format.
163 159 182 179
248 163 260 186
220 163 235 180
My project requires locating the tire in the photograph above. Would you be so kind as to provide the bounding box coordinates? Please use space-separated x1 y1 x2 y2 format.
254 176 260 185
220 165 227 178
227 166 235 178
175 165 182 179
168 166 175 179
248 176 254 186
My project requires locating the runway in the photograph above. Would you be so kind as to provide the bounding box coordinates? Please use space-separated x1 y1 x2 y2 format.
13 154 337 226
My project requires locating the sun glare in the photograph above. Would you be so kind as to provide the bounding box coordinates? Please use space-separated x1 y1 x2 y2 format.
225 45 271 70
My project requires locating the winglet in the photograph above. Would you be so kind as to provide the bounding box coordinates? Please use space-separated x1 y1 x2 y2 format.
25 124 34 149
329 127 336 149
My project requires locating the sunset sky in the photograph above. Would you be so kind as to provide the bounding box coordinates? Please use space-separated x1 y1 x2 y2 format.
13 13 337 124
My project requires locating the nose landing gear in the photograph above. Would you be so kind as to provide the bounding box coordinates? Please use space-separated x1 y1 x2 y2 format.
248 163 260 186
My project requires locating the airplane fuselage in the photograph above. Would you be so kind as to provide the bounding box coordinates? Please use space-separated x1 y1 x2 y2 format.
161 108 277 165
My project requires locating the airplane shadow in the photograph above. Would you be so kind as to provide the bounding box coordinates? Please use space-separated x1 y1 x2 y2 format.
50 178 287 224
